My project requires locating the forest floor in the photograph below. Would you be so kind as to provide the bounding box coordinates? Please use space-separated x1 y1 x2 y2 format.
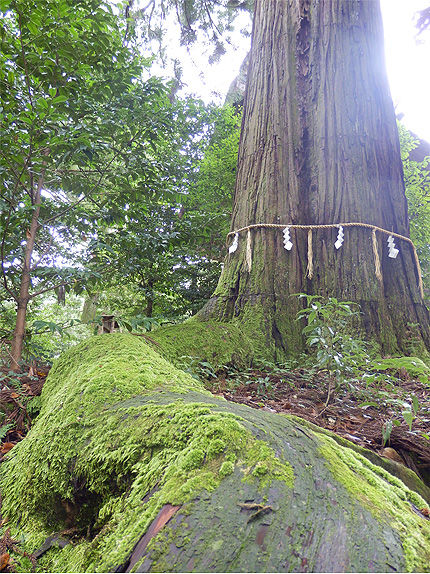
0 361 429 487
209 365 430 486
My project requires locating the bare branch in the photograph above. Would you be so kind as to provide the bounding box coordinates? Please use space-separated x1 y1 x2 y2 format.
29 281 67 300
30 234 55 271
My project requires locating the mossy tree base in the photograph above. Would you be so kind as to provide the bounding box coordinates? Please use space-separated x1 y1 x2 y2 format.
0 334 429 572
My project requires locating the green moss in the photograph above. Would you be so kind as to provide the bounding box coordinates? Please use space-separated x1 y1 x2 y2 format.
181 448 205 471
219 461 234 478
0 334 293 573
251 462 268 477
231 305 279 362
242 440 294 489
207 438 226 457
317 432 430 572
287 414 430 503
150 318 256 370
371 356 429 382
2 333 428 572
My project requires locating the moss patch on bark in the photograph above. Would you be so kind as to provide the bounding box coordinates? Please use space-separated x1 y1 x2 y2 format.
0 334 429 572
0 334 293 572
150 317 271 369
316 433 430 572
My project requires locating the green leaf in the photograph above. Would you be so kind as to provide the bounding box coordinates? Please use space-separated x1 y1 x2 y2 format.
382 420 393 446
359 401 379 408
412 394 419 415
52 95 68 104
401 409 414 431
0 423 14 441
122 321 132 332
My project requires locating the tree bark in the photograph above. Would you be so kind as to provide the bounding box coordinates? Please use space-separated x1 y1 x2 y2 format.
10 164 46 370
201 0 430 356
1 334 429 572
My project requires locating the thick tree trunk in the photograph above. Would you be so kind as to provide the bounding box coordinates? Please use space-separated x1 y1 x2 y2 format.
201 0 430 356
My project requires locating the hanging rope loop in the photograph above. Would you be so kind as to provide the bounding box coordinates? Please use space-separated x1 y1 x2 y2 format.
372 228 383 283
306 229 313 279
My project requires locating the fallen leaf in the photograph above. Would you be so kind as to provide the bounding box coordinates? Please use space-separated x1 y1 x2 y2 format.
0 552 9 571
420 507 429 517
10 392 19 399
381 447 404 465
0 443 15 454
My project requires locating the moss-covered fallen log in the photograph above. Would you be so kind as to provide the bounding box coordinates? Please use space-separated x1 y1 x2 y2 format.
0 334 429 573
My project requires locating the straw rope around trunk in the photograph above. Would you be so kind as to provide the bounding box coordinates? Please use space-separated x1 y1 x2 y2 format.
226 222 424 299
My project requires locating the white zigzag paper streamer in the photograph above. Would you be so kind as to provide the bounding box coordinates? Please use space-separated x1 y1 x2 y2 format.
334 225 344 249
387 235 399 258
283 226 293 250
228 232 239 254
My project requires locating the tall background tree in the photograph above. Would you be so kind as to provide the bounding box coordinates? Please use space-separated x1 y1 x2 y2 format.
200 0 430 357
0 0 182 367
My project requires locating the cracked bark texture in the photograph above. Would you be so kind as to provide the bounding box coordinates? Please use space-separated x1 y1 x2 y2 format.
201 0 430 356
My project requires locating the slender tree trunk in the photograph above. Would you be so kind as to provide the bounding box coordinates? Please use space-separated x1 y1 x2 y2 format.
10 167 45 370
201 0 430 356
146 278 154 318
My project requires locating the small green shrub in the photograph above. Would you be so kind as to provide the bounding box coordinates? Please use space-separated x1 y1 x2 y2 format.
295 294 369 385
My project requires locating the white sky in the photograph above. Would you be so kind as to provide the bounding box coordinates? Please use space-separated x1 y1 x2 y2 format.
381 0 430 142
161 1 430 143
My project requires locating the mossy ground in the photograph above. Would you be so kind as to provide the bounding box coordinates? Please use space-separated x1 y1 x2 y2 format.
0 333 429 572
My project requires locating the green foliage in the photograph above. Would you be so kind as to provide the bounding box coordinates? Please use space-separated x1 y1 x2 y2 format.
398 123 430 290
0 423 14 441
192 104 241 245
296 294 369 384
178 355 218 381
295 294 428 441
381 396 422 446
0 0 182 360
89 103 240 319
26 295 92 361
129 0 252 65
371 357 429 384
